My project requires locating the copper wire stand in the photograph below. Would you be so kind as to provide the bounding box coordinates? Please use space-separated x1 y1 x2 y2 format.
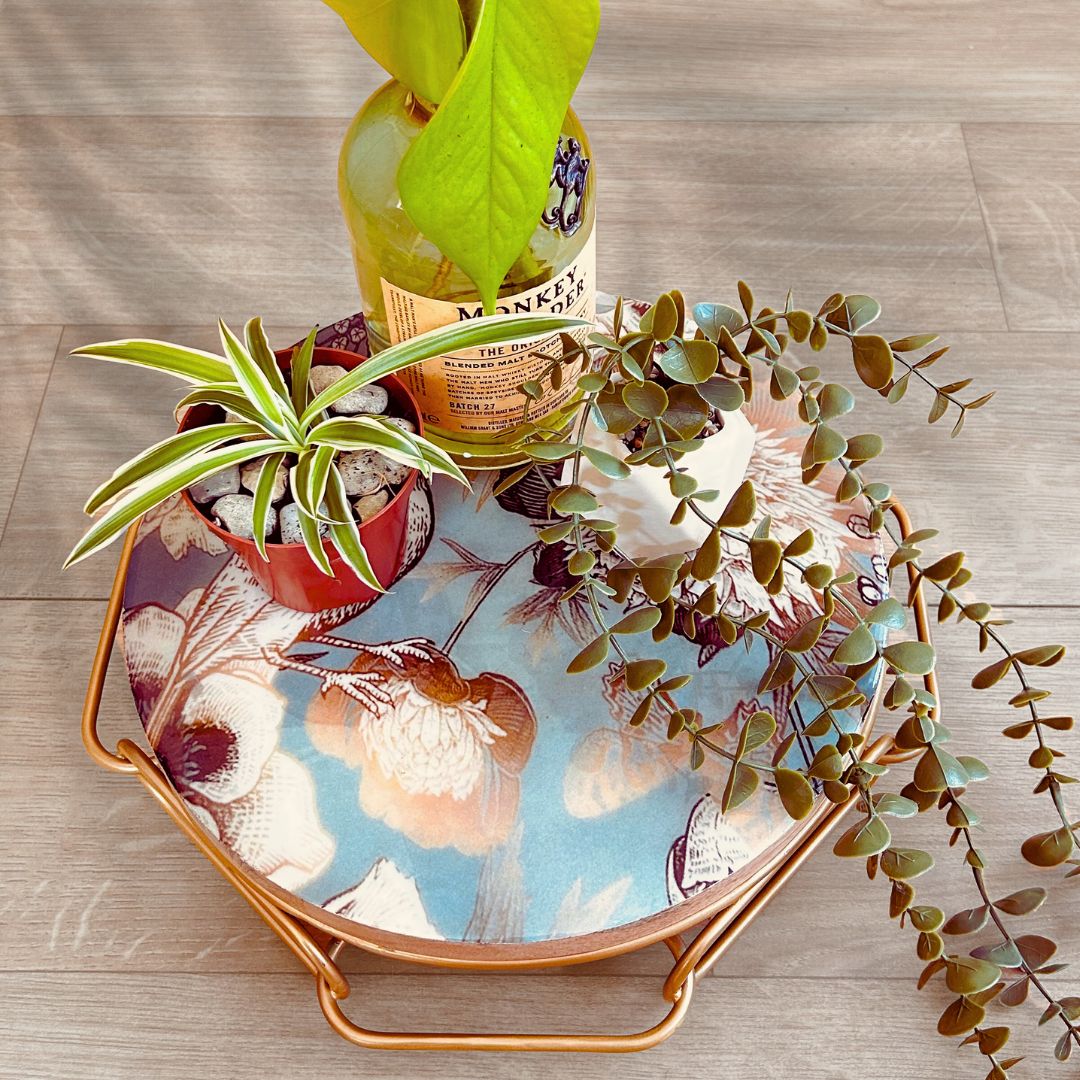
82 504 930 1052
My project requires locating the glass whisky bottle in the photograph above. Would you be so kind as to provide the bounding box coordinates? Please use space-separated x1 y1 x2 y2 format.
339 79 596 466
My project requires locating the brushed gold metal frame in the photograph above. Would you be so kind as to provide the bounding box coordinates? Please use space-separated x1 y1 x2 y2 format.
82 503 931 1052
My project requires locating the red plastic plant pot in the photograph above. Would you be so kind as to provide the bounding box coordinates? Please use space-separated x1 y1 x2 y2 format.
178 346 421 613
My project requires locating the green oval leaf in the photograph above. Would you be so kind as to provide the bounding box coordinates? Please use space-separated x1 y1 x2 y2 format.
657 338 719 384
567 633 610 674
942 906 990 936
624 657 667 692
582 444 631 479
845 433 884 462
994 888 1048 917
697 377 745 413
692 302 742 341
775 768 814 820
622 380 669 419
817 383 855 421
649 294 679 342
834 815 892 858
883 641 936 676
736 710 777 757
831 294 882 333
945 956 1001 997
718 479 757 528
1021 828 1075 868
610 607 662 635
880 847 934 881
722 762 759 813
865 597 908 630
850 334 894 390
550 484 598 515
832 624 879 666
937 996 985 1037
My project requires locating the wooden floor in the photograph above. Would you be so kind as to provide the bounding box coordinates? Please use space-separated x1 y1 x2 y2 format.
2 1 1079 1076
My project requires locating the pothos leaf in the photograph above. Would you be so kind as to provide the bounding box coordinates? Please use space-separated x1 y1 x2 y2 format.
397 0 600 312
322 0 467 105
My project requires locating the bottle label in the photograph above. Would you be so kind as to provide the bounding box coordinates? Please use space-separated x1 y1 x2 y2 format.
380 229 596 436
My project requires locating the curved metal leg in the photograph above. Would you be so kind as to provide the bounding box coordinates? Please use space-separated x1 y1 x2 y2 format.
315 937 694 1052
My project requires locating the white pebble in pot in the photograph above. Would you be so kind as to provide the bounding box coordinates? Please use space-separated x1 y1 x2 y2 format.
240 456 288 502
383 416 416 434
188 464 240 504
375 454 411 485
308 365 389 416
354 490 389 522
338 449 387 496
279 502 329 546
212 493 276 540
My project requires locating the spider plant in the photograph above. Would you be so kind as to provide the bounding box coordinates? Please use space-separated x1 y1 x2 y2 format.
65 311 585 588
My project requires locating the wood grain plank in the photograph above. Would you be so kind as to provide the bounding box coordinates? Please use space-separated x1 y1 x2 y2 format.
0 323 307 598
3 0 1080 124
965 123 1080 331
595 122 1005 330
809 330 1080 603
4 600 1077 983
4 971 1076 1079
0 117 360 326
0 118 1003 328
0 326 59 534
0 326 1061 601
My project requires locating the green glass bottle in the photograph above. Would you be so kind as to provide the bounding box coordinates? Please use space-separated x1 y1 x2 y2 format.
339 79 596 466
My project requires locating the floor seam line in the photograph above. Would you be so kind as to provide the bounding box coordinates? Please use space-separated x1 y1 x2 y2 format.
0 326 63 547
960 122 1012 331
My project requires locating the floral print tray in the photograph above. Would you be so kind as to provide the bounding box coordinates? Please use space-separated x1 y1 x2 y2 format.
120 300 890 960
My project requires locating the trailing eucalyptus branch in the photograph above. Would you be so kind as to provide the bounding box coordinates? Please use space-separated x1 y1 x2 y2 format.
503 285 1077 1074
819 410 1076 867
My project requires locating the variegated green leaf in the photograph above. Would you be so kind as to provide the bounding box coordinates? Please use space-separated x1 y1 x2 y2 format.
289 326 318 419
175 387 277 431
409 431 470 486
292 446 347 524
244 316 292 409
218 319 293 440
308 416 431 477
251 452 287 562
325 465 382 592
300 313 589 424
296 501 333 577
84 421 261 514
70 338 233 384
66 439 289 567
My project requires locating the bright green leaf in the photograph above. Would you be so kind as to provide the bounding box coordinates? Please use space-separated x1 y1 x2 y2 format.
397 0 600 312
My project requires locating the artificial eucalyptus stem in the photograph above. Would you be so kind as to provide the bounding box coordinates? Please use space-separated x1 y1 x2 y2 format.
504 281 1077 1074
